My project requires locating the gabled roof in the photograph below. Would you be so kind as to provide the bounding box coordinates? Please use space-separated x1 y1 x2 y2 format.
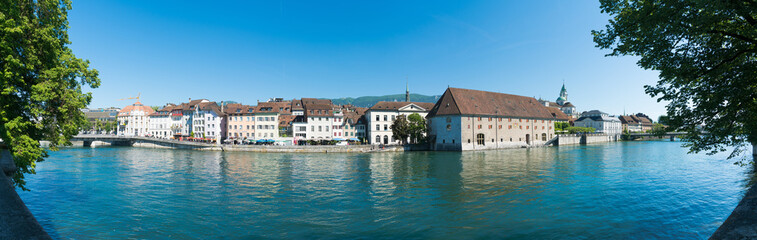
426 88 555 120
618 115 639 124
545 107 570 121
369 101 435 111
224 103 255 115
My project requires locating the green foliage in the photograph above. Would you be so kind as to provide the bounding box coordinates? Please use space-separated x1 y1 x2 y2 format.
593 0 757 159
565 127 596 134
391 115 410 144
151 106 159 111
329 94 440 107
0 0 100 190
554 122 570 131
647 123 668 137
407 113 428 144
189 132 195 138
657 115 670 126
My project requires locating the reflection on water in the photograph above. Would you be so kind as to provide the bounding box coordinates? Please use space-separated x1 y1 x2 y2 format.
17 141 752 239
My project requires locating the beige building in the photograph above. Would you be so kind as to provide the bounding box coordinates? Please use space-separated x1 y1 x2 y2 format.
427 88 560 151
254 102 281 140
225 104 256 140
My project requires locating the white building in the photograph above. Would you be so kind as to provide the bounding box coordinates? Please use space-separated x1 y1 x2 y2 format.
574 110 622 136
254 102 281 140
117 101 155 137
147 104 177 138
366 101 435 145
291 98 340 142
190 101 225 140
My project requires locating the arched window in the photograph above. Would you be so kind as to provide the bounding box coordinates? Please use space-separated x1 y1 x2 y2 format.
383 135 389 144
542 133 547 141
446 124 451 131
476 133 485 145
375 135 380 143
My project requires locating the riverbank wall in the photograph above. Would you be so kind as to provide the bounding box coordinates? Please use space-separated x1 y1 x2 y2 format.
556 134 618 146
0 146 51 239
710 182 757 239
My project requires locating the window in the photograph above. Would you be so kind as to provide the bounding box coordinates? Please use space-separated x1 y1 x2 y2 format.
384 124 388 131
499 125 502 129
478 125 482 129
520 126 522 129
318 126 322 132
392 115 395 121
509 125 512 129
443 139 445 143
311 126 315 132
488 125 492 129
384 115 387 121
488 117 492 121
376 135 380 143
376 115 380 121
376 124 380 131
467 125 470 129
325 126 329 131
476 134 485 145
446 124 451 131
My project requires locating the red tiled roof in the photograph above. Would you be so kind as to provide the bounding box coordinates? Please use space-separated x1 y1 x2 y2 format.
118 101 155 116
427 88 555 120
545 107 570 121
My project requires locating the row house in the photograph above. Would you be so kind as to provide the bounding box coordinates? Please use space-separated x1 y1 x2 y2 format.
254 102 282 140
292 98 343 141
147 104 176 138
618 115 643 132
117 101 155 137
225 103 256 140
366 101 435 145
190 101 225 140
342 106 368 141
427 88 560 151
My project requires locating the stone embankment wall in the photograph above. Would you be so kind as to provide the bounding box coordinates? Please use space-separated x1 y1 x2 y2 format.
557 135 581 145
556 134 618 146
0 147 51 239
131 140 399 153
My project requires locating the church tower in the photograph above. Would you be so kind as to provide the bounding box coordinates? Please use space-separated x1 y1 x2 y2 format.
556 83 568 106
405 81 410 102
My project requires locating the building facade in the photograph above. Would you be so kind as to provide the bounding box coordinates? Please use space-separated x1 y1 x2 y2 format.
225 103 256 140
574 110 623 136
427 88 559 151
117 102 155 137
366 101 435 145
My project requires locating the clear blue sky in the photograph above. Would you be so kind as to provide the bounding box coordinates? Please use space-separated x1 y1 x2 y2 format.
71 0 665 120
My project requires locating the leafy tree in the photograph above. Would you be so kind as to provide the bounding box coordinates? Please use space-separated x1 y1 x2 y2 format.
407 113 428 144
391 115 410 144
554 122 570 132
593 1 757 159
1 0 100 190
647 123 668 137
566 127 596 134
657 115 670 126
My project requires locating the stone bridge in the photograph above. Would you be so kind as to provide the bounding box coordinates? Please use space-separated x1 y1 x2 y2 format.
627 132 687 141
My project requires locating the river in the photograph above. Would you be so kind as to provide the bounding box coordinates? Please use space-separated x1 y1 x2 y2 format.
17 141 753 239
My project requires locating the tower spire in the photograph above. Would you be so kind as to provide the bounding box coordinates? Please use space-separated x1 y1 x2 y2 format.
405 77 409 102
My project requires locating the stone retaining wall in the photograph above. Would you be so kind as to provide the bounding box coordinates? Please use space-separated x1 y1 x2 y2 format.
0 148 51 239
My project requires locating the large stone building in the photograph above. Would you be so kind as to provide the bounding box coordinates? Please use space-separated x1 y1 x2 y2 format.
427 88 559 151
366 101 435 145
117 101 155 137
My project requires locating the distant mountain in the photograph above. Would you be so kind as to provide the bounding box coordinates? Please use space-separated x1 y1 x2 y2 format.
329 94 441 108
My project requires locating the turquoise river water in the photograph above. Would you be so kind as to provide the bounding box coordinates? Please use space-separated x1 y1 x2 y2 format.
16 141 754 239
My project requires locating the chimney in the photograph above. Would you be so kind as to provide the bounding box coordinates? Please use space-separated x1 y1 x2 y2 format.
220 101 224 113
